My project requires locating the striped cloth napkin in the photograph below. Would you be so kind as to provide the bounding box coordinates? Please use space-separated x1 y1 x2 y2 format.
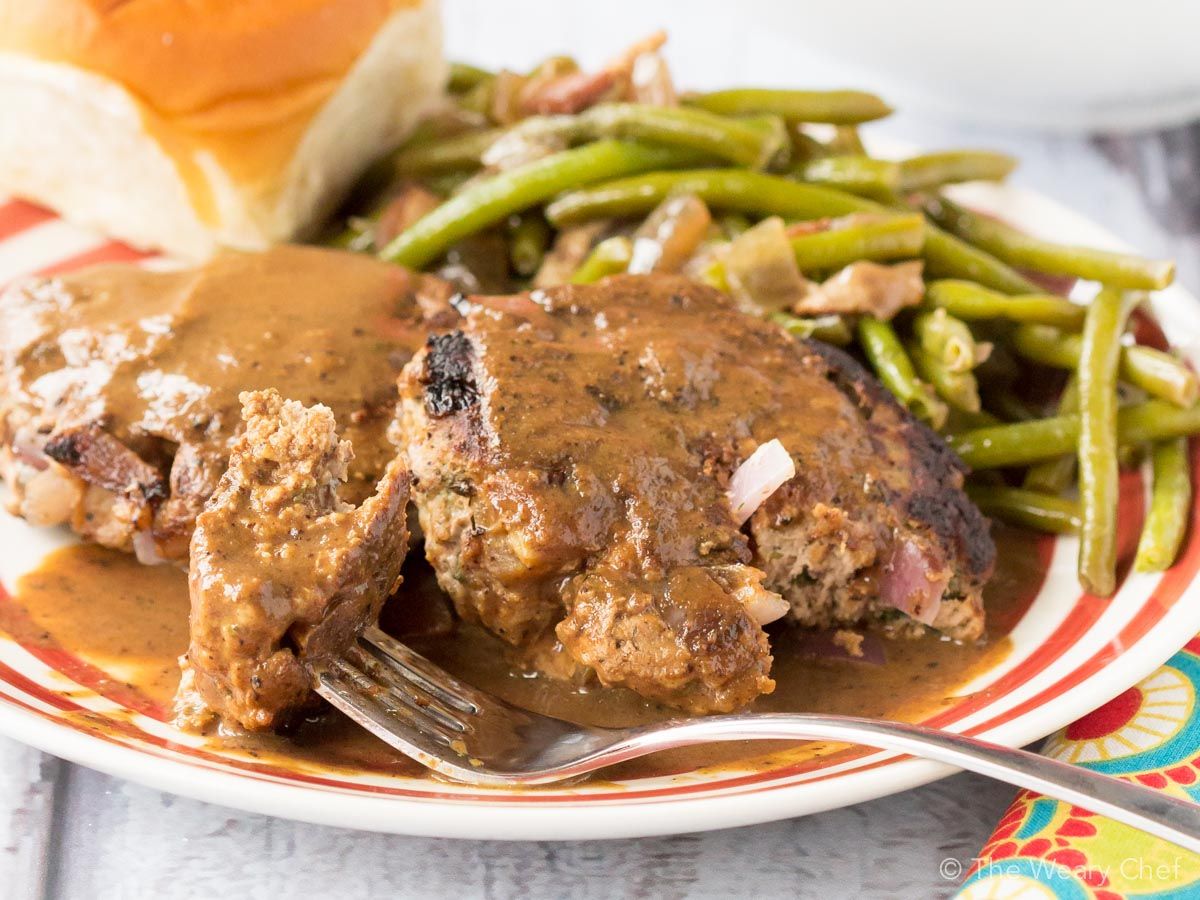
956 639 1200 898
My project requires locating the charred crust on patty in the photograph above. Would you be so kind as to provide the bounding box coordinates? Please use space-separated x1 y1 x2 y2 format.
422 331 480 417
800 338 994 580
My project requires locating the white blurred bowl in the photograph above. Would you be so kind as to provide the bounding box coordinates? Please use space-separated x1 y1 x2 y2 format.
749 0 1200 131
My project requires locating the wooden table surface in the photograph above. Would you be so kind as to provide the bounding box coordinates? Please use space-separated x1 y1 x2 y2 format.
3 8 1198 898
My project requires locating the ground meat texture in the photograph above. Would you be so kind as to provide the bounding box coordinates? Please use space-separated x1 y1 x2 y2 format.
0 245 454 563
175 390 410 733
395 275 994 714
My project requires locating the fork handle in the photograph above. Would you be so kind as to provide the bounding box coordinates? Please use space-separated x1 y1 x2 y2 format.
617 713 1200 854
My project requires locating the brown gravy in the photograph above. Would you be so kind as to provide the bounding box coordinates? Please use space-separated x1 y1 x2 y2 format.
0 526 1046 782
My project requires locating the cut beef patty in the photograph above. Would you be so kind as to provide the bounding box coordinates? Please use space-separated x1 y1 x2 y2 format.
176 390 410 733
396 275 994 714
0 245 454 563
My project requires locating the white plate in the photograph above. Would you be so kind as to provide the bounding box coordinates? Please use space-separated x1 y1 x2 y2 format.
0 183 1197 841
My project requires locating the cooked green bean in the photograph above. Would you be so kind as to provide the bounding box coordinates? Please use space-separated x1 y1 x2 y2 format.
507 213 550 277
898 151 1017 192
1135 437 1193 572
946 408 1003 433
922 229 1040 295
690 88 893 124
984 388 1038 423
856 317 948 428
911 344 981 412
448 62 493 93
925 280 1087 330
790 214 924 272
579 104 786 168
1076 287 1131 596
966 486 1082 534
794 156 900 197
324 219 372 251
380 141 702 268
1024 376 1079 494
947 400 1200 469
926 196 1175 290
1012 323 1199 407
770 312 854 346
392 128 504 175
913 308 981 373
1121 346 1200 407
788 128 828 163
418 104 786 172
424 171 474 197
570 236 633 284
828 125 867 156
545 169 1038 293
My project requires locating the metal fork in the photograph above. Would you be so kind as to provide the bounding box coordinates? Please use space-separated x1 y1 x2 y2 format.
313 627 1200 853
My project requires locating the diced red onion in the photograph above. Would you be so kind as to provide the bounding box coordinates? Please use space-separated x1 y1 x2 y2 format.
11 431 48 470
132 530 168 567
879 540 949 626
728 438 795 526
743 591 790 626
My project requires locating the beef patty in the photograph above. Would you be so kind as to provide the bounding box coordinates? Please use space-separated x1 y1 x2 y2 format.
396 275 994 714
176 390 410 733
0 245 454 563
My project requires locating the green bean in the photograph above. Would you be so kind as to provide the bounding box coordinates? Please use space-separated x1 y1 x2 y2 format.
946 408 1002 433
391 128 504 175
448 62 493 93
1024 376 1079 494
922 229 1040 295
966 485 1082 534
948 400 1200 470
579 103 786 168
911 344 981 412
913 308 982 373
1076 288 1132 595
770 312 854 346
788 128 828 163
1120 346 1200 407
828 125 867 156
690 88 893 124
856 317 948 428
507 214 550 277
323 218 373 251
545 169 1038 293
424 171 474 197
570 236 633 284
790 214 924 272
898 151 1017 192
457 77 495 117
925 280 1086 330
1012 323 1199 407
1135 437 1193 572
409 104 785 172
926 196 1176 290
794 156 900 197
380 141 702 269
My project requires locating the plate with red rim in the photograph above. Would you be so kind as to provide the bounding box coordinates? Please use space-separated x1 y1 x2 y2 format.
0 181 1198 841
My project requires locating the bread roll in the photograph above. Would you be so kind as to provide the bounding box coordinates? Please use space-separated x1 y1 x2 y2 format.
0 0 446 258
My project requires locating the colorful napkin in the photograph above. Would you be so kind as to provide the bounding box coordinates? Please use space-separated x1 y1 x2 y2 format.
955 639 1200 898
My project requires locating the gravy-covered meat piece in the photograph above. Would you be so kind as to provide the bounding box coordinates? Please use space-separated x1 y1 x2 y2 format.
0 245 453 563
397 275 993 714
176 390 409 733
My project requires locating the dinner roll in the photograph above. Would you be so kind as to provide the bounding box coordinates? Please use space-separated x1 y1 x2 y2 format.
0 0 446 258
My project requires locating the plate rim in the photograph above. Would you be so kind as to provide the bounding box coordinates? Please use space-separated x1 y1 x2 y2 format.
0 181 1197 840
